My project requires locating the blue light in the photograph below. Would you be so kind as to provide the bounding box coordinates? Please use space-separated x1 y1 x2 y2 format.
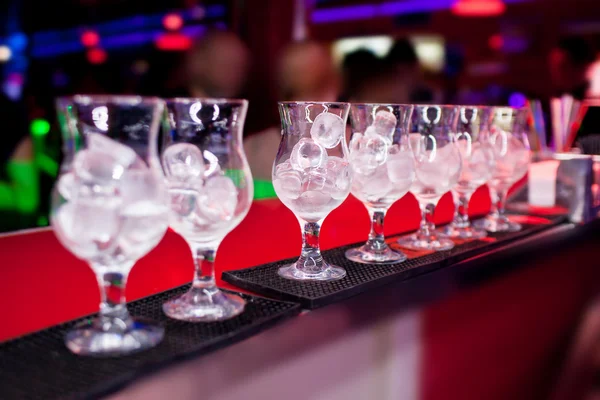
7 32 28 52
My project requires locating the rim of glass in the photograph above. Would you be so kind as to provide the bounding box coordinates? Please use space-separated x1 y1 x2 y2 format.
56 95 164 106
412 104 460 109
166 97 248 106
350 102 414 108
278 101 350 106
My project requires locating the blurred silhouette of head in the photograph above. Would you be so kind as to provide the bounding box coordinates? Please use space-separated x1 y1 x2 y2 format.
386 38 419 68
549 36 594 96
341 48 385 101
278 41 340 102
185 30 250 98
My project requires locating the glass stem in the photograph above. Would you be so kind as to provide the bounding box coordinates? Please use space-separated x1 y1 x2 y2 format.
296 218 325 275
455 193 471 229
495 188 509 223
190 244 218 290
417 203 436 241
489 186 499 218
366 208 388 253
93 263 134 331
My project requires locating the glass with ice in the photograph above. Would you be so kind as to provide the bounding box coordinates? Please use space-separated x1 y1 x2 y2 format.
439 106 495 239
345 104 415 264
473 107 530 232
161 98 253 322
273 102 352 281
397 105 462 251
51 96 169 356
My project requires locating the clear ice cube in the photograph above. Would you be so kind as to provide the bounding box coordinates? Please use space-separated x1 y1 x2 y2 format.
162 143 206 182
363 135 389 165
290 138 327 170
87 132 141 169
353 164 391 200
73 149 127 185
273 164 303 200
350 151 379 176
310 112 345 149
196 175 238 223
387 150 415 185
57 172 77 201
373 110 397 138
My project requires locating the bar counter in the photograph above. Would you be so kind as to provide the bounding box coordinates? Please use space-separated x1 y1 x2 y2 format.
1 189 598 400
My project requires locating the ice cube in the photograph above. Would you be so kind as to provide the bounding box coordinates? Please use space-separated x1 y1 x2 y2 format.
73 149 127 185
162 143 205 182
328 159 352 200
310 112 345 149
56 172 78 201
290 138 327 170
349 132 363 153
387 150 415 185
168 187 199 217
373 110 397 138
352 164 391 200
363 135 389 165
87 132 142 169
350 151 379 176
196 175 238 223
273 167 303 200
298 190 331 208
364 126 379 138
52 194 122 260
302 168 328 192
120 168 166 207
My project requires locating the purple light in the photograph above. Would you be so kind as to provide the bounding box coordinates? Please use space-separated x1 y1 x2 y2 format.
509 92 527 108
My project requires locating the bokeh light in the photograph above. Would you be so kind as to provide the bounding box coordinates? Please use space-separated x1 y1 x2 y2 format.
30 119 51 137
87 48 107 64
81 30 100 47
163 13 184 31
0 46 12 62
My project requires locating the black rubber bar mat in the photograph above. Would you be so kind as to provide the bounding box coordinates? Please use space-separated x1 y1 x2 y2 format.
222 214 567 309
0 286 300 400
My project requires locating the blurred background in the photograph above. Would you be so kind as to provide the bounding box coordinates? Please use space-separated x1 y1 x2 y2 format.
1 0 600 232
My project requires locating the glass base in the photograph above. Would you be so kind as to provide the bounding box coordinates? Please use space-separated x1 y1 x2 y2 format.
278 261 346 281
162 286 245 322
65 317 164 357
439 224 487 240
472 217 522 233
396 234 455 251
345 245 407 264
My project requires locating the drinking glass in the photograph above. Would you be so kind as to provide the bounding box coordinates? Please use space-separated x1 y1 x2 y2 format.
273 102 352 281
440 106 495 239
474 107 530 232
397 105 462 251
51 96 169 356
345 103 415 264
161 98 252 322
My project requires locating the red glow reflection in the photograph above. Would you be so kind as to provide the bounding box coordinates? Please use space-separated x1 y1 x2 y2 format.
87 48 107 64
155 33 192 51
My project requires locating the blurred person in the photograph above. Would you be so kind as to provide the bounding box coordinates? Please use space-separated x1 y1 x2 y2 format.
244 41 340 187
178 30 250 99
549 36 594 100
384 38 434 103
340 48 389 102
0 90 39 231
